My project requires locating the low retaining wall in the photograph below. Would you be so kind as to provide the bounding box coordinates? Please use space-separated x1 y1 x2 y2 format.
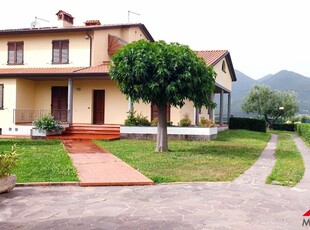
120 126 218 141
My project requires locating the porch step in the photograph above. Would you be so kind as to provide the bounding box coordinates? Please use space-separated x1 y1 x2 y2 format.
47 124 120 140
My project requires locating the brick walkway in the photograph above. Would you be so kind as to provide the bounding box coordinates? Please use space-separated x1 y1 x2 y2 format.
62 140 153 186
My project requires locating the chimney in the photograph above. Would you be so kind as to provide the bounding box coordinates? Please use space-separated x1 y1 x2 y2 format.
85 20 101 26
56 10 74 28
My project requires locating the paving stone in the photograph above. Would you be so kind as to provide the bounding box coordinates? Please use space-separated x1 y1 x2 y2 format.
1 134 310 229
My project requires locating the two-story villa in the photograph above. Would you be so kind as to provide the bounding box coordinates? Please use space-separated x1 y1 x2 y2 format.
0 11 236 136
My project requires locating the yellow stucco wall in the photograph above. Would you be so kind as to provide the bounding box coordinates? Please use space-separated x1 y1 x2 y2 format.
34 81 67 110
73 79 128 124
16 79 35 109
92 26 149 65
0 79 16 127
0 32 90 68
214 59 233 92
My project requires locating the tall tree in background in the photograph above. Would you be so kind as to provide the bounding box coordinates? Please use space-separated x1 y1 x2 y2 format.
242 85 298 126
110 40 216 152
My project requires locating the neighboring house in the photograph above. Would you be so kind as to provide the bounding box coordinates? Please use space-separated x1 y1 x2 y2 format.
0 10 236 136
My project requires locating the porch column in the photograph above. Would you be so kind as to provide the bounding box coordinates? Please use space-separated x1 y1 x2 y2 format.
227 93 231 123
208 93 215 122
68 78 73 125
194 107 199 126
219 90 224 126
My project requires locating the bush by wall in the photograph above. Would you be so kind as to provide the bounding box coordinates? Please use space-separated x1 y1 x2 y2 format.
124 111 151 126
297 123 310 144
229 117 266 132
273 124 297 132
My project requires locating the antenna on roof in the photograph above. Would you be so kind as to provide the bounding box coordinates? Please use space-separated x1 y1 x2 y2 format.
128 11 140 23
30 17 50 29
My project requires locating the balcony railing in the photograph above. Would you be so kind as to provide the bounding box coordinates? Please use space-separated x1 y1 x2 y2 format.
14 109 68 124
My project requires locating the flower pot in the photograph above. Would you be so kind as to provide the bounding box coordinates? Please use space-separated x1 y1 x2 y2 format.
0 174 16 193
31 129 62 137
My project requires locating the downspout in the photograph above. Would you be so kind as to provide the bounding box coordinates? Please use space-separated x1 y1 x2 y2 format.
85 33 92 66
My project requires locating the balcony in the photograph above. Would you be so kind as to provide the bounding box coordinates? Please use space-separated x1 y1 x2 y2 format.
14 109 68 124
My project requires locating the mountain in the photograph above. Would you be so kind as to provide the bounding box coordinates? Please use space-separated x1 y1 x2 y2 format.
231 70 310 117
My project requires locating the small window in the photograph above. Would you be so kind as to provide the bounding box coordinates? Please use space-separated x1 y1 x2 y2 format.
7 41 24 65
52 40 69 64
222 60 226 73
0 84 3 109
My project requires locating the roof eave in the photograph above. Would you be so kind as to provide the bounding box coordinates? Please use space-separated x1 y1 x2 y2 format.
0 72 109 78
0 23 155 41
224 53 237 82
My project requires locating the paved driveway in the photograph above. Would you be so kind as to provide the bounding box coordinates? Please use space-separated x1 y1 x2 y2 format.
0 183 308 229
1 134 309 229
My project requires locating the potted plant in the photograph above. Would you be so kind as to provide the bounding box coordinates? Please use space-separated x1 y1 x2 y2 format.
32 114 64 137
0 144 18 193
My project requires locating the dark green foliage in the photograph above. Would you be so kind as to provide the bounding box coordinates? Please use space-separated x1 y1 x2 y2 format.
229 117 266 132
297 123 310 144
124 111 151 126
273 124 296 132
242 85 298 126
110 39 216 109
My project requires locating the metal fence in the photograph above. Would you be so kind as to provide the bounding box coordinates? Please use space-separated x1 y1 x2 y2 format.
13 109 67 124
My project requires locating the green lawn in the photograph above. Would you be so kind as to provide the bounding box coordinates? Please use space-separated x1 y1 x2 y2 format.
95 130 270 183
266 133 304 186
0 139 78 183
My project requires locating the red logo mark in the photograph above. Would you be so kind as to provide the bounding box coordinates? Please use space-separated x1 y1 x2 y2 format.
303 210 310 216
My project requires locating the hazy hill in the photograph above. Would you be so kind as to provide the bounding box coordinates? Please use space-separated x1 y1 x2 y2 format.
231 70 310 117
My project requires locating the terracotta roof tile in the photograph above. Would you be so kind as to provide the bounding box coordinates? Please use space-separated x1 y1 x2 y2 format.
0 63 110 75
196 50 228 66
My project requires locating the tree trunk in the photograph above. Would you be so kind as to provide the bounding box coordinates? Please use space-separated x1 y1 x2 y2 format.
156 103 169 152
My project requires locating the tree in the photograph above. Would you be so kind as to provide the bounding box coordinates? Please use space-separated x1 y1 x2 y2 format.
110 40 216 152
242 85 299 126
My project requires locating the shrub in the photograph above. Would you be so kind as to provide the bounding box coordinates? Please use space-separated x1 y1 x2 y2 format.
33 114 63 131
297 123 310 144
124 111 150 126
179 113 192 127
151 118 173 127
0 144 18 177
198 117 214 127
229 117 266 132
273 124 296 132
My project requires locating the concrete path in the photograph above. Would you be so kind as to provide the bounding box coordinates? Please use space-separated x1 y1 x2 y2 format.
63 140 153 186
234 134 277 185
292 134 310 190
1 134 310 229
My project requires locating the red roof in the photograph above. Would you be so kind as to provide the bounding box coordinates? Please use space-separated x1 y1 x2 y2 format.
0 63 110 76
196 50 229 66
197 50 236 81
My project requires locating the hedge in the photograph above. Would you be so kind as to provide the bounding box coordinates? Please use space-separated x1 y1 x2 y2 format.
229 117 266 132
273 123 297 132
297 123 310 144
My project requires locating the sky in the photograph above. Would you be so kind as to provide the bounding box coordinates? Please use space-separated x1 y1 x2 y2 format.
1 0 309 79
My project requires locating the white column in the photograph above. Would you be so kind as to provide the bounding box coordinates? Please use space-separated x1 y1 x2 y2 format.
220 90 224 126
227 93 231 123
68 78 73 125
